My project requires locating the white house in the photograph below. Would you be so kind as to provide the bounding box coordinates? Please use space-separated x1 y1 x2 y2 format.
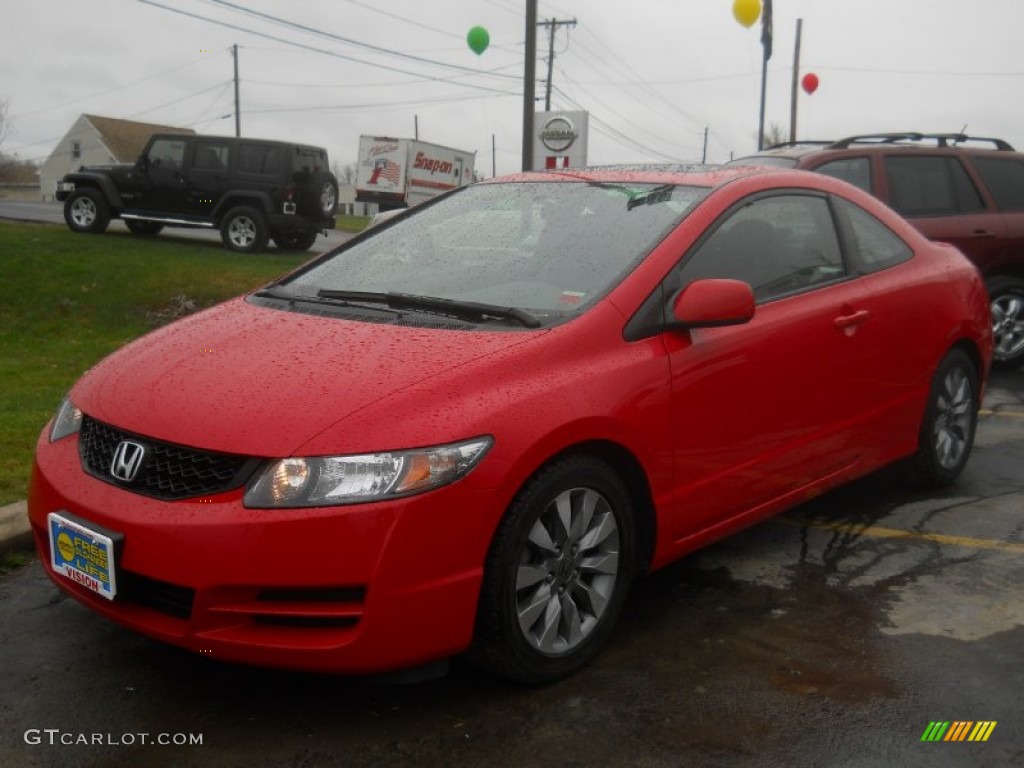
39 114 194 201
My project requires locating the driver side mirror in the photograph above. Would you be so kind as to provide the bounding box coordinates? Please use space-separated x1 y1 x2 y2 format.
672 279 755 328
136 154 150 172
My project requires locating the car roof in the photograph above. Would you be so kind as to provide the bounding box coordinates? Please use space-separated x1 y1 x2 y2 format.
736 132 1018 163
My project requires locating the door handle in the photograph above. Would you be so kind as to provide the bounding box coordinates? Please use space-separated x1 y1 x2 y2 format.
971 229 996 239
834 309 869 334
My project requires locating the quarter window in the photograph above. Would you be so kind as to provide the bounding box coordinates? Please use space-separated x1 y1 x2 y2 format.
675 194 845 302
238 144 282 175
833 197 912 273
884 156 984 216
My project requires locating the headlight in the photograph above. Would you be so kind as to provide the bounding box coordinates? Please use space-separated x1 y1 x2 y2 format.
50 397 83 442
244 437 492 508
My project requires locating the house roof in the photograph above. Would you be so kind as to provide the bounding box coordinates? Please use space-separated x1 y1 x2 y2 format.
84 114 195 162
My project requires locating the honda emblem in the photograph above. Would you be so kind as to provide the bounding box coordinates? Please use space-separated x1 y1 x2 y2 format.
110 441 146 482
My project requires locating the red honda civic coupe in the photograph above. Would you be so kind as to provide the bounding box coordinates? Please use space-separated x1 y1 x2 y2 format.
29 166 992 684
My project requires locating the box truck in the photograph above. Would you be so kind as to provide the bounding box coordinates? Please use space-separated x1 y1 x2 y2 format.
355 136 476 210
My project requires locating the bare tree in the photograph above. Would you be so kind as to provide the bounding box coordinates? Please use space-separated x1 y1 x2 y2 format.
760 122 787 149
0 96 9 149
331 160 357 186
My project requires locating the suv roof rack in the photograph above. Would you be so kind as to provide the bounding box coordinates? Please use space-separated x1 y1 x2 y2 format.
827 133 1014 151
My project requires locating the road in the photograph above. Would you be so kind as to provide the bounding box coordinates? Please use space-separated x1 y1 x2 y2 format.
2 371 1022 767
0 199 356 252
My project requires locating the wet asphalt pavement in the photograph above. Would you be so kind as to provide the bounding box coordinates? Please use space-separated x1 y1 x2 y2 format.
1 371 1022 768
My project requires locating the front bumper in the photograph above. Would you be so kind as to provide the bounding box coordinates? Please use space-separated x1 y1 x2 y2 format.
29 430 493 674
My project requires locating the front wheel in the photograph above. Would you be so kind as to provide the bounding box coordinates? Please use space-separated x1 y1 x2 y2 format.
902 348 979 488
470 455 636 684
64 189 110 234
220 207 269 253
988 275 1024 368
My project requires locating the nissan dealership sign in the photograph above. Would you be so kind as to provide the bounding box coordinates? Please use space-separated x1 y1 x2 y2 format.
532 110 589 171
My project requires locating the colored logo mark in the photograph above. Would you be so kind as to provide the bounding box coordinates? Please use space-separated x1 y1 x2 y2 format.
921 721 997 742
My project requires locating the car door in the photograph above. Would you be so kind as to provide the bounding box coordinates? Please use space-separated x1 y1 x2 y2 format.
660 192 891 542
878 153 1007 275
136 136 191 214
185 139 233 219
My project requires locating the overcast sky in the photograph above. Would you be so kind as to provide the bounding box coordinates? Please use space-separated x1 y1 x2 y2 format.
3 0 1023 177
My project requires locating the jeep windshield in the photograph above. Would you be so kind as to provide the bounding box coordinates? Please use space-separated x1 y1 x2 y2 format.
277 180 709 324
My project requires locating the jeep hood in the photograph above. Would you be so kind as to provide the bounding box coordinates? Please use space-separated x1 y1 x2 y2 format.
71 298 540 457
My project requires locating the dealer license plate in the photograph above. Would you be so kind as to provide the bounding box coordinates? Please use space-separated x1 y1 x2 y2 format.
47 512 120 600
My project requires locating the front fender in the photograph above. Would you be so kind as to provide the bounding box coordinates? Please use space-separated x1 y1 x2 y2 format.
56 173 123 208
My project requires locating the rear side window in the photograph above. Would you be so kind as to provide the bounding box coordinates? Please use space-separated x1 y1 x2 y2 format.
238 144 282 175
833 197 912 274
194 141 230 170
884 156 984 216
814 157 871 192
971 156 1024 211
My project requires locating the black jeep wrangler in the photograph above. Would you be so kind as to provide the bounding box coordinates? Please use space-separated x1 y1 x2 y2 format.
56 133 338 252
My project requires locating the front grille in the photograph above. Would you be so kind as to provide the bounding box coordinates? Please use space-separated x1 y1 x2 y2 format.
79 415 260 501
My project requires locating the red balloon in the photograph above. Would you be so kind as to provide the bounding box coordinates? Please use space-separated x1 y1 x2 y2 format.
801 73 819 95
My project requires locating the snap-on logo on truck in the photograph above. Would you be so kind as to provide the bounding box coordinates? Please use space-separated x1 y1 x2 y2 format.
413 152 454 175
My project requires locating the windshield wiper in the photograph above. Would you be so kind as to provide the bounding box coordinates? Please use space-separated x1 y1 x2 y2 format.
317 290 542 329
252 287 402 316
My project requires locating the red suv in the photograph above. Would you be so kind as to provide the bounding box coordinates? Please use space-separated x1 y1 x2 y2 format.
734 133 1024 367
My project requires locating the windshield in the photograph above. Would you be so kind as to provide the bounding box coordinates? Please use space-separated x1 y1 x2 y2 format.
284 180 708 321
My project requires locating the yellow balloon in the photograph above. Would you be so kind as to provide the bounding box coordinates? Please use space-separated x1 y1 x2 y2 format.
733 0 761 28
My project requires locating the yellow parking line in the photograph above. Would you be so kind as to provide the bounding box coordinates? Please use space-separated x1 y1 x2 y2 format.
979 409 1024 418
779 518 1024 554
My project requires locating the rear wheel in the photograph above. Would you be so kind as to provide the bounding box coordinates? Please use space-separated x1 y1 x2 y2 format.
125 220 164 236
470 455 636 684
272 230 319 251
988 276 1024 368
64 189 110 234
902 348 979 488
220 206 269 253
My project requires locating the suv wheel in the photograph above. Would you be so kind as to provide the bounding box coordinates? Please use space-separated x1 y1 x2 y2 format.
272 230 319 251
125 220 164 237
64 189 110 234
221 207 269 253
988 276 1024 368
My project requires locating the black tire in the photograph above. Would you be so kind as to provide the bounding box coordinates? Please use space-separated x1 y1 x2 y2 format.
470 455 636 684
272 230 319 251
63 188 110 234
902 348 979 488
220 206 269 253
124 220 164 237
987 275 1024 369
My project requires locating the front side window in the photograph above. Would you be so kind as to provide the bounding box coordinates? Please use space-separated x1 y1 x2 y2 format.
814 156 871 192
674 194 845 302
283 181 709 320
147 138 187 169
884 155 984 216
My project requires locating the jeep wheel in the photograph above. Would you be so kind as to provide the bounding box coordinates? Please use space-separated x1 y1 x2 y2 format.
988 275 1024 368
64 189 110 234
272 230 319 251
125 220 164 237
318 179 339 217
221 207 269 253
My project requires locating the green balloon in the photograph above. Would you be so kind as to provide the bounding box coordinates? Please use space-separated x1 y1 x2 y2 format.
467 26 490 55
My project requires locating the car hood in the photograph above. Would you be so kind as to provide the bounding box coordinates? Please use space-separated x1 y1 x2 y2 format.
73 298 541 457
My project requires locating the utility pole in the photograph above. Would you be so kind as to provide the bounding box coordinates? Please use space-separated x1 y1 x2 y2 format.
757 0 772 150
232 44 241 138
789 19 804 144
522 0 537 171
538 17 577 111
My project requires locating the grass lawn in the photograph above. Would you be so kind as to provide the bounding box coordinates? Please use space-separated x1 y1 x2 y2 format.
0 221 311 505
